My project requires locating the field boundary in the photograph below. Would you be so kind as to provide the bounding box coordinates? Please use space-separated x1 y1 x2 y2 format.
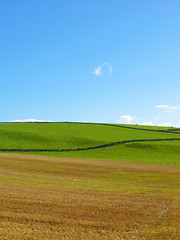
88 122 180 134
1 138 180 152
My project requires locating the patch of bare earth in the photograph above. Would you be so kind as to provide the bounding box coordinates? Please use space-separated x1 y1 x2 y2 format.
0 153 179 239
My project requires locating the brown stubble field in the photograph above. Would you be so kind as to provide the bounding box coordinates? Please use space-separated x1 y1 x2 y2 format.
0 153 180 240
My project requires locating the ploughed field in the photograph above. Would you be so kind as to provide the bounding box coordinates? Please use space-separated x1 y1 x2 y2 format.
0 153 180 240
0 123 180 239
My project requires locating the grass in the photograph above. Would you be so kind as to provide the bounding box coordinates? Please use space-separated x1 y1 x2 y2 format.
0 122 180 165
0 122 178 150
28 140 180 165
0 153 180 239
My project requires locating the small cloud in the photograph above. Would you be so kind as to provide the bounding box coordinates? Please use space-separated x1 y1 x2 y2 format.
8 119 52 123
109 65 112 74
170 106 180 110
92 62 112 76
117 115 135 124
154 116 161 121
155 105 169 108
175 123 180 128
155 105 180 112
159 122 173 127
140 121 154 126
92 66 102 76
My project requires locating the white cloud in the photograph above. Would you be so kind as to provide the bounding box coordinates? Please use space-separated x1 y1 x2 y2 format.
169 106 180 110
140 121 154 126
8 119 52 123
155 105 180 112
154 116 161 121
92 66 102 76
117 115 135 124
92 62 112 76
155 105 169 108
109 65 112 74
158 122 173 127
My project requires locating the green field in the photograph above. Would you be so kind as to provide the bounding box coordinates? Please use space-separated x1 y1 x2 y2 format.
0 122 180 164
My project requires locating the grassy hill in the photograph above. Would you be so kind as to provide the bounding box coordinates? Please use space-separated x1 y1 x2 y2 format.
0 122 180 164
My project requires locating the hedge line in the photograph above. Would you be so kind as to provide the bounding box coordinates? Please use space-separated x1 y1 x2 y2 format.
1 138 180 152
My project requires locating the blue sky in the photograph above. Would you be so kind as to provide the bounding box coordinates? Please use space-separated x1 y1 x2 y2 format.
1 0 180 126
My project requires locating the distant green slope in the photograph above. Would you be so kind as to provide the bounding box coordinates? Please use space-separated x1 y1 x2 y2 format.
0 122 178 149
0 122 180 164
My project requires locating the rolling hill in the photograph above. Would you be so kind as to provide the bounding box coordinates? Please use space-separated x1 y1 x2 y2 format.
0 122 180 164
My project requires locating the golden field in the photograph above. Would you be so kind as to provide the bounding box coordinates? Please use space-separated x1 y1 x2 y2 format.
0 153 180 239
